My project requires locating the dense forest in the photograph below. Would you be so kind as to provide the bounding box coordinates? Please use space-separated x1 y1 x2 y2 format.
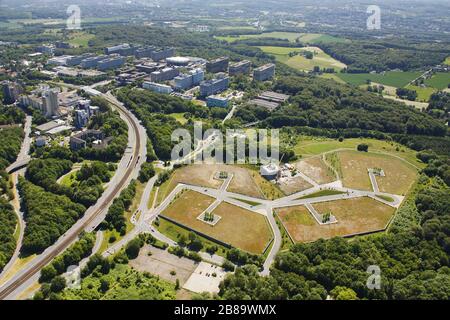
219 157 450 300
0 199 17 272
18 178 86 254
318 40 449 72
235 76 447 137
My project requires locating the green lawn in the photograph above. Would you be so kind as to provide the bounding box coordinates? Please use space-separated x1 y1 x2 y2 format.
257 46 346 72
444 57 450 66
168 113 188 125
405 85 437 102
216 32 347 44
337 72 421 87
293 137 425 169
424 72 450 90
67 31 95 48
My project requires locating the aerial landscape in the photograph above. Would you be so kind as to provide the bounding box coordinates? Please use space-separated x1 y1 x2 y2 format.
0 0 449 308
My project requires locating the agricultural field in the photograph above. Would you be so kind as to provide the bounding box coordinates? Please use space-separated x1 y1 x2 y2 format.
277 197 395 242
424 73 450 90
215 32 347 44
161 191 272 254
337 150 418 195
293 137 425 169
294 157 336 184
258 46 346 72
336 71 421 87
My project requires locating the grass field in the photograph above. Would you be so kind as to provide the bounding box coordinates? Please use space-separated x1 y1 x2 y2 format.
154 219 229 257
444 57 450 66
216 32 347 44
293 136 425 169
405 84 437 102
168 113 188 125
337 150 418 195
161 191 271 254
67 31 95 48
258 46 346 72
424 73 450 90
277 197 395 242
337 72 421 87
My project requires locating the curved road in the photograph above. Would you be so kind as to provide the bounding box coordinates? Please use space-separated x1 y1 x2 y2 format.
0 90 146 300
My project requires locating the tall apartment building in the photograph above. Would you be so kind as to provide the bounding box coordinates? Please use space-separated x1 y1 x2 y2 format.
42 88 60 118
150 67 180 82
199 74 229 97
75 109 89 129
2 81 21 104
253 63 276 81
206 57 229 73
229 60 252 76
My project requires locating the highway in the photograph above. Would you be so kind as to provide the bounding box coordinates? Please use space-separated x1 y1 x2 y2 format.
0 90 146 300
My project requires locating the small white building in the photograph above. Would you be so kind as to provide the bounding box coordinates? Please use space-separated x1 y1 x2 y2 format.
260 163 280 180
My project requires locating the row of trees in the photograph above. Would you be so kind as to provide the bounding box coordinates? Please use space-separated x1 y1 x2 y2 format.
18 177 86 254
0 199 17 271
101 180 137 234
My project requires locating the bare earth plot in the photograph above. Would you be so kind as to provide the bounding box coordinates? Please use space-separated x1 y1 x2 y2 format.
295 157 336 184
337 151 418 195
278 176 313 195
129 246 198 286
162 193 272 254
277 197 395 243
160 164 263 201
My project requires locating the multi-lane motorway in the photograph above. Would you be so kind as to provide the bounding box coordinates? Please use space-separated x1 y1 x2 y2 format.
0 89 147 300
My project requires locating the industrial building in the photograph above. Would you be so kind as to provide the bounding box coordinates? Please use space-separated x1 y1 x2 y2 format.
206 95 229 108
253 63 276 81
150 67 180 82
206 57 229 73
142 82 173 94
199 73 229 97
229 60 251 76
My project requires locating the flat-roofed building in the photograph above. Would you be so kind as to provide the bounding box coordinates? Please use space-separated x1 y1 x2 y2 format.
105 43 136 56
150 67 179 82
253 63 275 81
249 99 279 111
229 60 251 76
150 48 175 61
97 55 126 71
142 82 173 94
207 95 229 108
206 56 229 73
199 75 229 97
258 91 290 103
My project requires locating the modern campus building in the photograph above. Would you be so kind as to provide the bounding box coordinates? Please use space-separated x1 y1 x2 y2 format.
81 55 108 69
206 95 229 108
206 57 229 73
70 130 105 151
104 43 136 56
199 73 229 97
253 63 276 81
150 67 180 82
97 55 126 71
260 163 280 180
150 48 175 61
42 88 60 118
173 68 205 90
229 60 252 76
142 81 173 94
